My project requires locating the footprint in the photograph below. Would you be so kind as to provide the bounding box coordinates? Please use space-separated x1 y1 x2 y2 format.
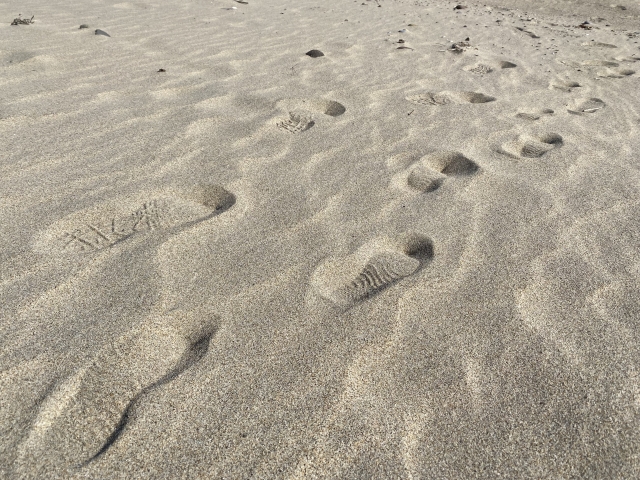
550 79 581 92
277 111 315 133
581 59 619 67
515 108 554 121
582 41 618 48
464 60 516 74
311 233 434 309
567 97 606 115
406 91 495 106
16 308 219 473
275 99 345 133
277 98 346 117
498 133 563 158
597 67 635 78
392 151 479 193
615 56 640 63
34 184 235 255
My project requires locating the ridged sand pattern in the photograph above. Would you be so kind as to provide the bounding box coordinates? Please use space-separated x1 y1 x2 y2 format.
311 233 434 309
406 91 495 106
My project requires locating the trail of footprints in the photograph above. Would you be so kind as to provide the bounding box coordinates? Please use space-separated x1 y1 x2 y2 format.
19 28 630 469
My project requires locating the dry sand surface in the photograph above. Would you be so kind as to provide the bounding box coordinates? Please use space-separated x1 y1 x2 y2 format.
1 0 640 477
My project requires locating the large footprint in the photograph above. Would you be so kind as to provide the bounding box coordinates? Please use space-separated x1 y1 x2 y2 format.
34 184 235 256
15 307 219 476
311 233 434 310
391 151 479 193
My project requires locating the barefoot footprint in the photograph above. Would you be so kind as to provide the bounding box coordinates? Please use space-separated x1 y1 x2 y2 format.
311 232 434 309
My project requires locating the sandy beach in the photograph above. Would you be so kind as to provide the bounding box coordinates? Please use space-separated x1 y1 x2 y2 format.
1 0 640 477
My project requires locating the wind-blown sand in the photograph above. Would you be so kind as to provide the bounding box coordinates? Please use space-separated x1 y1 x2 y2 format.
1 0 639 477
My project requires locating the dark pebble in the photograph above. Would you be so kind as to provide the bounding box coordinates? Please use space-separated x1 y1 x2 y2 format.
306 49 324 58
79 24 89 29
95 29 110 37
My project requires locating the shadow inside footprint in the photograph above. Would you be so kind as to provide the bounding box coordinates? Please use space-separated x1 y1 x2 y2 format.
311 233 434 309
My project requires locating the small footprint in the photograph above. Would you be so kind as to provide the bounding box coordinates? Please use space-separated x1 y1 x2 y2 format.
406 91 495 106
498 133 563 158
550 79 581 92
465 60 517 74
311 233 434 309
16 308 219 473
275 99 345 133
597 67 635 78
582 41 618 49
567 97 606 115
277 112 315 133
516 108 554 121
581 59 619 67
392 151 479 193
